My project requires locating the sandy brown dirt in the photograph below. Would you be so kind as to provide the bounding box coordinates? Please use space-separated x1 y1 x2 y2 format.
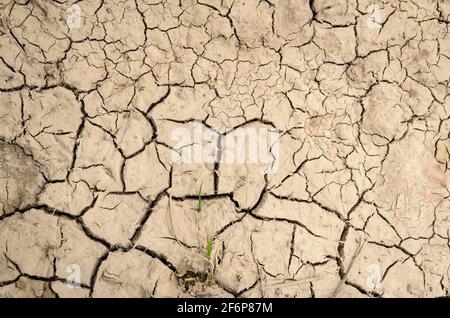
0 0 449 298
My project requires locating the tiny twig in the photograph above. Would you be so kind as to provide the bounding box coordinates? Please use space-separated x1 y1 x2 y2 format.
256 263 266 297
166 193 182 245
331 237 367 297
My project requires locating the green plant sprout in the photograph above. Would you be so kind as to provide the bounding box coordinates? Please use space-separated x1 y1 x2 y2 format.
205 236 213 260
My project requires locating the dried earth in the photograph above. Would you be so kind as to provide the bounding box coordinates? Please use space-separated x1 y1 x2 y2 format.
0 0 449 298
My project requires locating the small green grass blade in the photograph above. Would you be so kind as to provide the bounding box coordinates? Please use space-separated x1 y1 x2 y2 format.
205 237 213 260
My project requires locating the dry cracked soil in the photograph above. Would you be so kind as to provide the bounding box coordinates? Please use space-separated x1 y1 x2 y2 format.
0 0 449 298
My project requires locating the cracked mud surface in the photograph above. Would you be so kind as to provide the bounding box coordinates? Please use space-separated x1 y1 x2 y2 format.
0 0 450 298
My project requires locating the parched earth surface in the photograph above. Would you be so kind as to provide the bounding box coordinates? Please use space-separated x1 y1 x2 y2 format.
0 0 450 298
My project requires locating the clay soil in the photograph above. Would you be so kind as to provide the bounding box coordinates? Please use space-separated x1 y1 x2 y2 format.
0 0 449 298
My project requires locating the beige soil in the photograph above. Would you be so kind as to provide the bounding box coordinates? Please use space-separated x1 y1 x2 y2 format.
0 0 449 298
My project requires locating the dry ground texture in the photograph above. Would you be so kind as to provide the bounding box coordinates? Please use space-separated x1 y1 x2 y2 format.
0 0 449 298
